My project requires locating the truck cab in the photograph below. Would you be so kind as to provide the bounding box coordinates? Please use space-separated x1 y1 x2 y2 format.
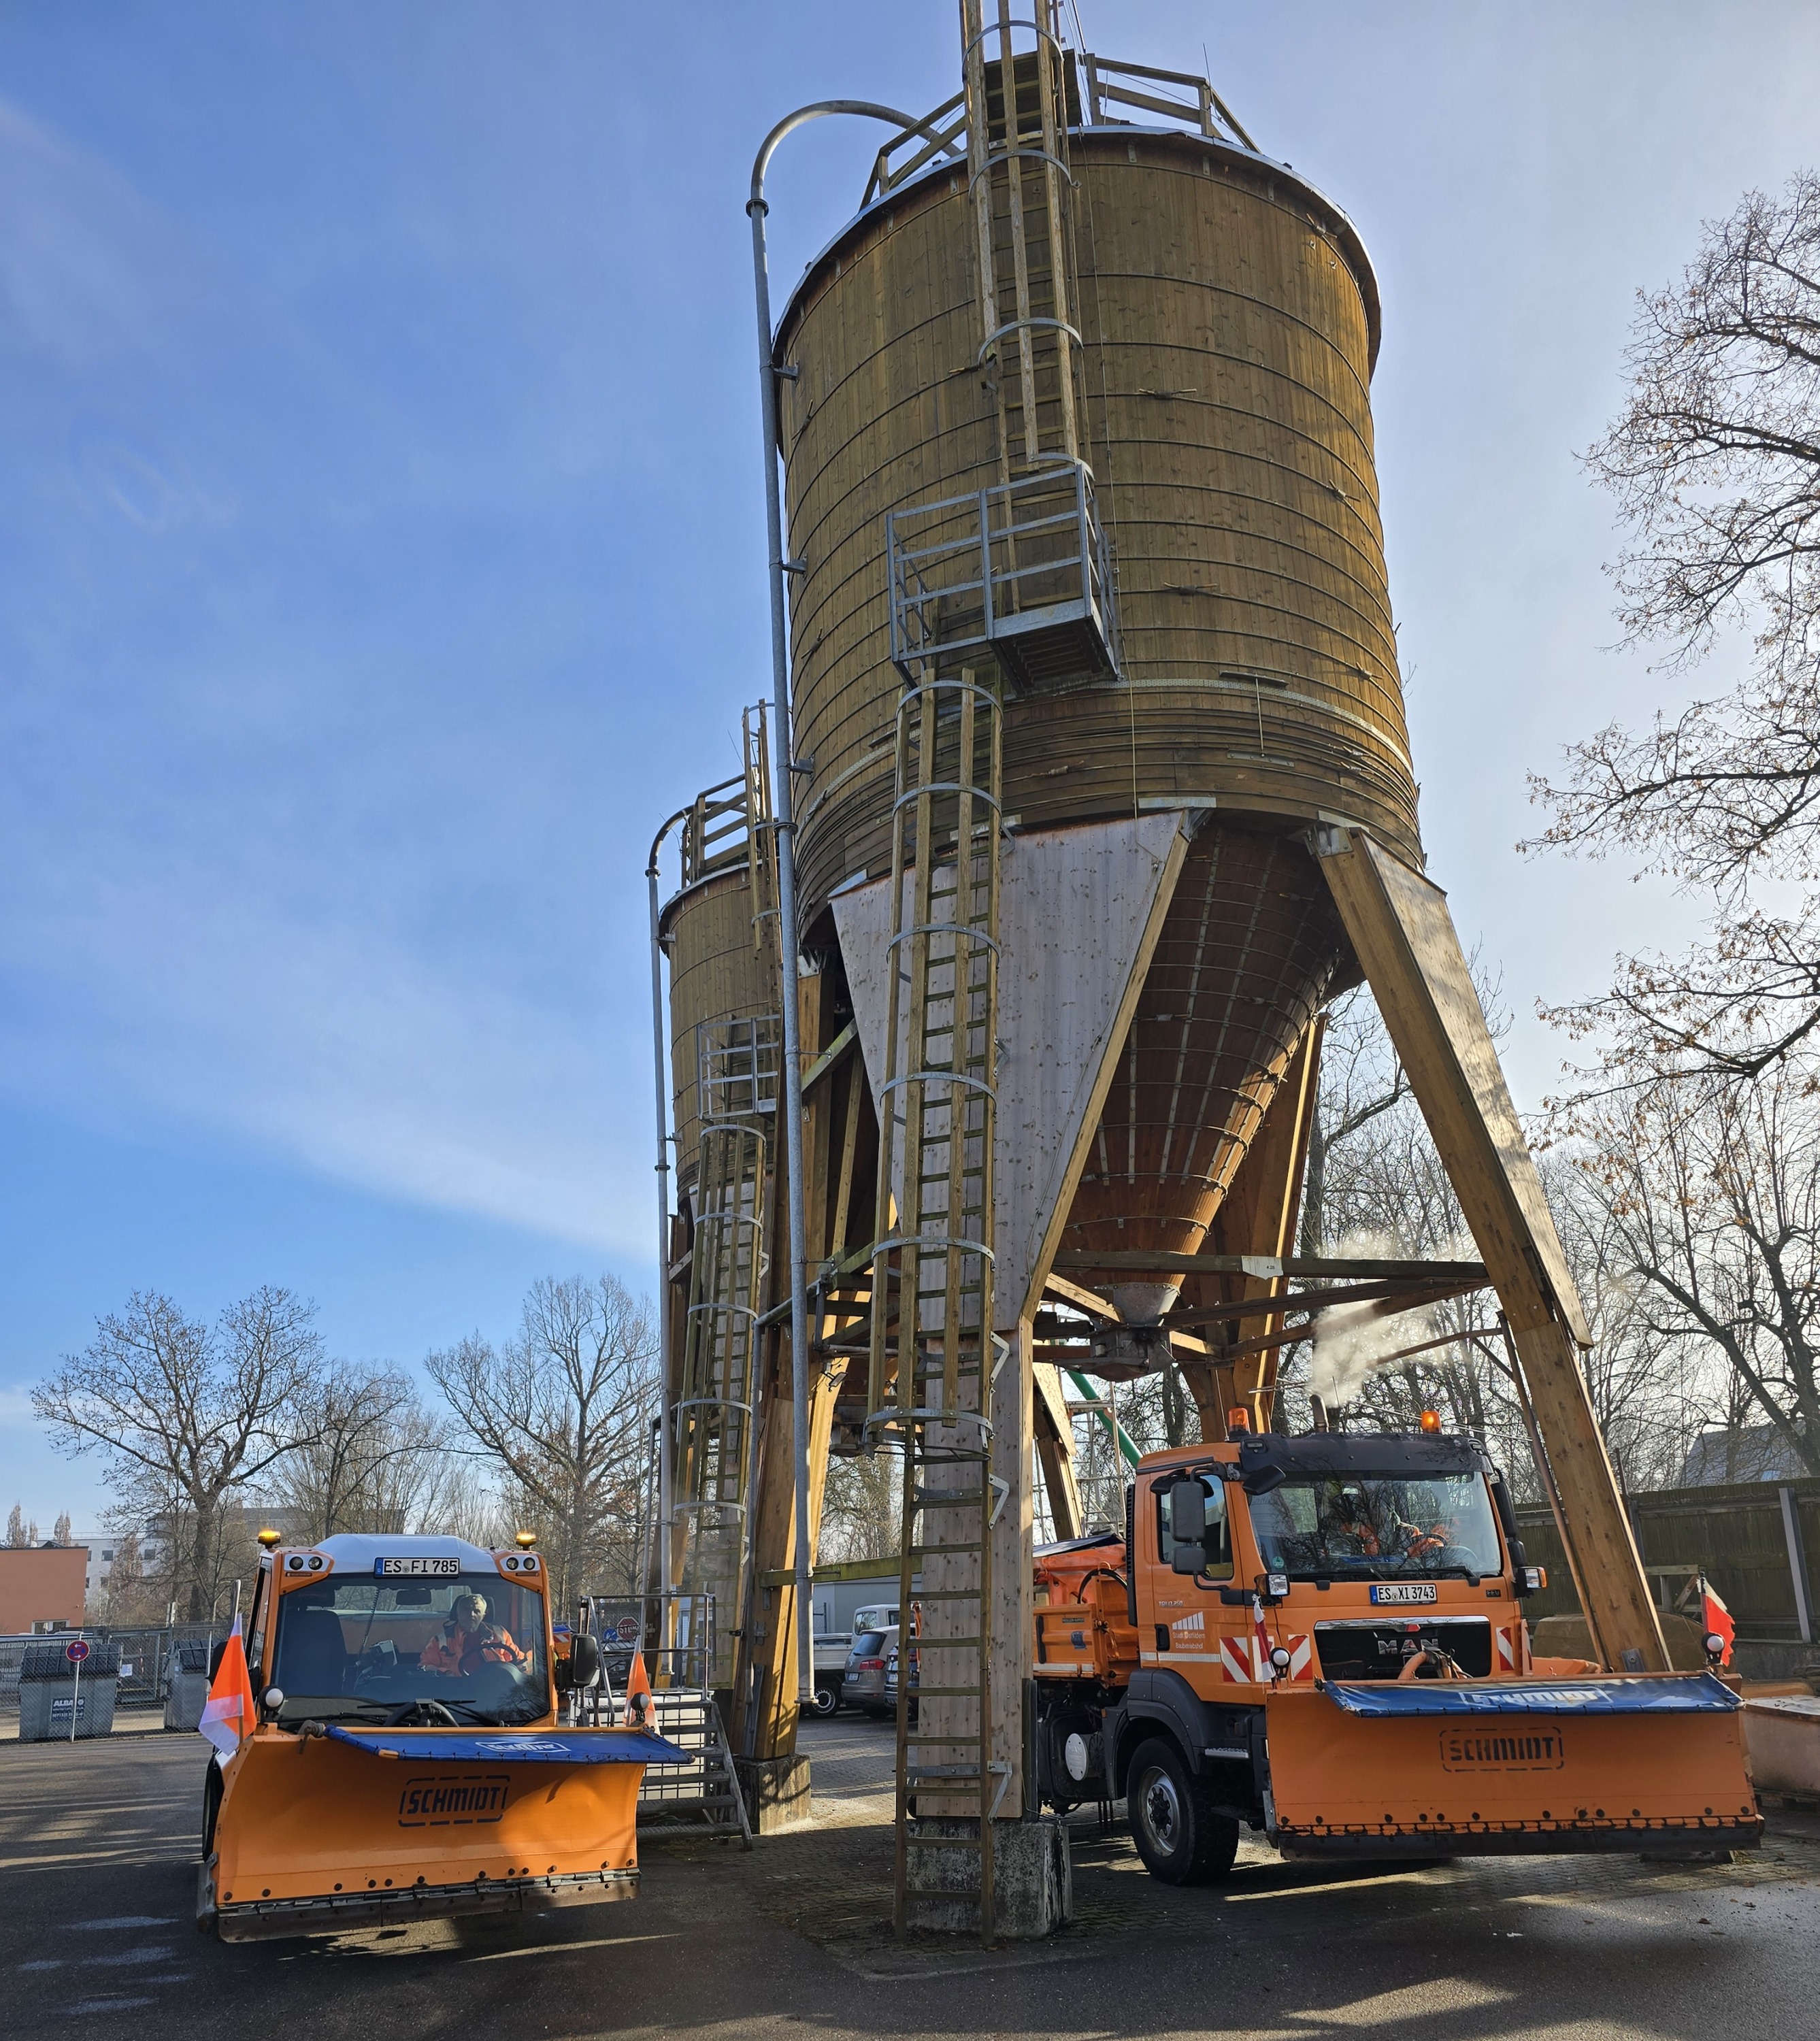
1033 1427 1758 1882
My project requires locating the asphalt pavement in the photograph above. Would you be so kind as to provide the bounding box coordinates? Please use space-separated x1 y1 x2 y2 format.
5 1711 1818 2039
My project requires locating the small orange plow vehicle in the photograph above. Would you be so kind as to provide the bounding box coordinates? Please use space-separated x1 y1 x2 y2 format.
197 1533 685 1942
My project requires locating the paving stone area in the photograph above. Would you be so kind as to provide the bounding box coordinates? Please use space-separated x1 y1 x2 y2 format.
4 1715 1818 2035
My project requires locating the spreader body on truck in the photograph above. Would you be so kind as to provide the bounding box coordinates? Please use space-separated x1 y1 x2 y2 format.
197 1533 682 1942
1031 1428 1760 1883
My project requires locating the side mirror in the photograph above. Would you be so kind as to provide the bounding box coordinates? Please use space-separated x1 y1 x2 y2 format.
566 1633 602 1691
1169 1479 1208 1574
1242 1463 1286 1497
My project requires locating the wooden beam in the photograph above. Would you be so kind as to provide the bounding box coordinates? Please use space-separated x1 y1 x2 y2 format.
1031 1361 1083 1538
1164 1277 1486 1332
1313 825 1667 1674
1182 1285 1485 1371
1055 1250 1489 1282
800 1020 858 1096
1042 1271 1121 1321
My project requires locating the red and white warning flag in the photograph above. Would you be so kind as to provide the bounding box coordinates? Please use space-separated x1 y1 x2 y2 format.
198 1615 257 1761
1253 1595 1276 1682
1700 1577 1736 1667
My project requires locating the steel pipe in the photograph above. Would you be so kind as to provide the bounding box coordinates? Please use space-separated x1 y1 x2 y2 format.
748 97 928 1707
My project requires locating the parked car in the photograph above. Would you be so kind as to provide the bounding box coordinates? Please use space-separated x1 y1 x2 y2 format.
844 1626 896 1718
811 1630 851 1716
883 1639 919 1725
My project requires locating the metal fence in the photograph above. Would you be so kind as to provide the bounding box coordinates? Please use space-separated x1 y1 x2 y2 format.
1 1624 223 1718
1517 1476 1818 1645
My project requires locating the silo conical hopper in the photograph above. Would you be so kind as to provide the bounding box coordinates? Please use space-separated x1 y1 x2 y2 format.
1060 822 1347 1337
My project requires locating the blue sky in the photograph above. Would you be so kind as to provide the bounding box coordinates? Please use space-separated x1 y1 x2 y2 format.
4 1 1818 1529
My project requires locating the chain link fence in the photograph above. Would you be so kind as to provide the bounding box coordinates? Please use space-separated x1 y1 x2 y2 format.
1 1624 224 1722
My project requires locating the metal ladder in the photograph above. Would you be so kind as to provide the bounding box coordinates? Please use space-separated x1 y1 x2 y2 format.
964 0 1082 480
672 701 782 1685
866 672 1007 1939
674 1117 768 1685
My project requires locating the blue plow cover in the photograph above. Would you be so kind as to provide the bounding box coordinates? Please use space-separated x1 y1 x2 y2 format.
1318 1672 1739 1718
325 1725 692 1764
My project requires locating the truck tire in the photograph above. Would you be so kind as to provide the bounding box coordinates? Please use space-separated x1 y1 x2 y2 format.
201 1757 223 1857
1127 1736 1240 1886
811 1677 841 1718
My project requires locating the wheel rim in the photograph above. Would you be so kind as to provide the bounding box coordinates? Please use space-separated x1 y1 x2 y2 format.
1139 1764 1183 1857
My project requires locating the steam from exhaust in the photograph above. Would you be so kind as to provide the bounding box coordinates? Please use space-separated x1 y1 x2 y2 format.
1308 1298 1436 1410
1305 1229 1456 1410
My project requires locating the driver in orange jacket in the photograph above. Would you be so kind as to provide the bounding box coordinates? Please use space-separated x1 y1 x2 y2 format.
419 1592 529 1676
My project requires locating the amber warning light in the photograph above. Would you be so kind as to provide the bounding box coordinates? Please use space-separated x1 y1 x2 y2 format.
1419 1409 1442 1435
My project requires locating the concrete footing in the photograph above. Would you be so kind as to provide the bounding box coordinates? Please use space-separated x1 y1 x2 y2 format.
904 1815 1071 1938
733 1754 815 1833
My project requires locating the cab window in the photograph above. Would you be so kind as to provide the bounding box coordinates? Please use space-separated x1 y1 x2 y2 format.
1155 1470 1233 1579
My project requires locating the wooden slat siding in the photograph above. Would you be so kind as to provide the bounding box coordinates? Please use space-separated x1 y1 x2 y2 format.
775 131 1416 927
1314 826 1668 1674
661 866 778 1192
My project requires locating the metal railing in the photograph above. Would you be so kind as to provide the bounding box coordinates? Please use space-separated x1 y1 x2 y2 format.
696 1014 781 1123
1 1625 222 1716
888 463 1118 692
863 48 1257 203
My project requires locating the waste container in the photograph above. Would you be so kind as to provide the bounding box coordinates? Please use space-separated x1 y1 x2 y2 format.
165 1639 212 1732
18 1641 120 1741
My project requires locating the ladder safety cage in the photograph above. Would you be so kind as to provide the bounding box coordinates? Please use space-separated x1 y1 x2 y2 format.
888 463 1119 694
965 4 1083 480
675 1121 769 1544
863 669 1006 1940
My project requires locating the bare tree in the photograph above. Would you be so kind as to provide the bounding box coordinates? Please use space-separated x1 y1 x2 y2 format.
427 1276 659 1611
1298 986 1410 1257
33 1289 324 1620
1570 1062 1820 1476
5 1505 35 1548
817 1452 898 1565
261 1364 459 1542
1528 171 1820 1085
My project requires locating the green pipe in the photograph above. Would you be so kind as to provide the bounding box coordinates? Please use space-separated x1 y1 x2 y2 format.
1065 1367 1142 1470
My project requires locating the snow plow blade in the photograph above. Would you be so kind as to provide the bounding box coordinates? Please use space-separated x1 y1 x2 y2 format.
1265 1674 1761 1859
201 1725 688 1942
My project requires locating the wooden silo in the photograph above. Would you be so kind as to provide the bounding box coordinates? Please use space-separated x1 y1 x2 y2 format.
775 104 1411 1348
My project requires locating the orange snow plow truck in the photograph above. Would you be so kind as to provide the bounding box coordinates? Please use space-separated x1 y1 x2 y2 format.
1031 1427 1761 1882
197 1533 685 1942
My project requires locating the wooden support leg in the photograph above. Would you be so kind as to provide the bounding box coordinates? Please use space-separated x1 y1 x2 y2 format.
1314 825 1668 1674
1031 1361 1082 1539
991 1317 1036 1810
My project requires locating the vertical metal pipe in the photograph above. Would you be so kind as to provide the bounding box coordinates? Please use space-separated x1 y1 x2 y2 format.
648 818 687 1599
748 95 932 1708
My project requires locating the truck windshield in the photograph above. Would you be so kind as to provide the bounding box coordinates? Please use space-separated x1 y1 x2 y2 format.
1247 1472 1501 1581
269 1574 548 1727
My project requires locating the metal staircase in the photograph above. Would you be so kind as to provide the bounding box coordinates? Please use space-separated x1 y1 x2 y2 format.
865 672 1008 1938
